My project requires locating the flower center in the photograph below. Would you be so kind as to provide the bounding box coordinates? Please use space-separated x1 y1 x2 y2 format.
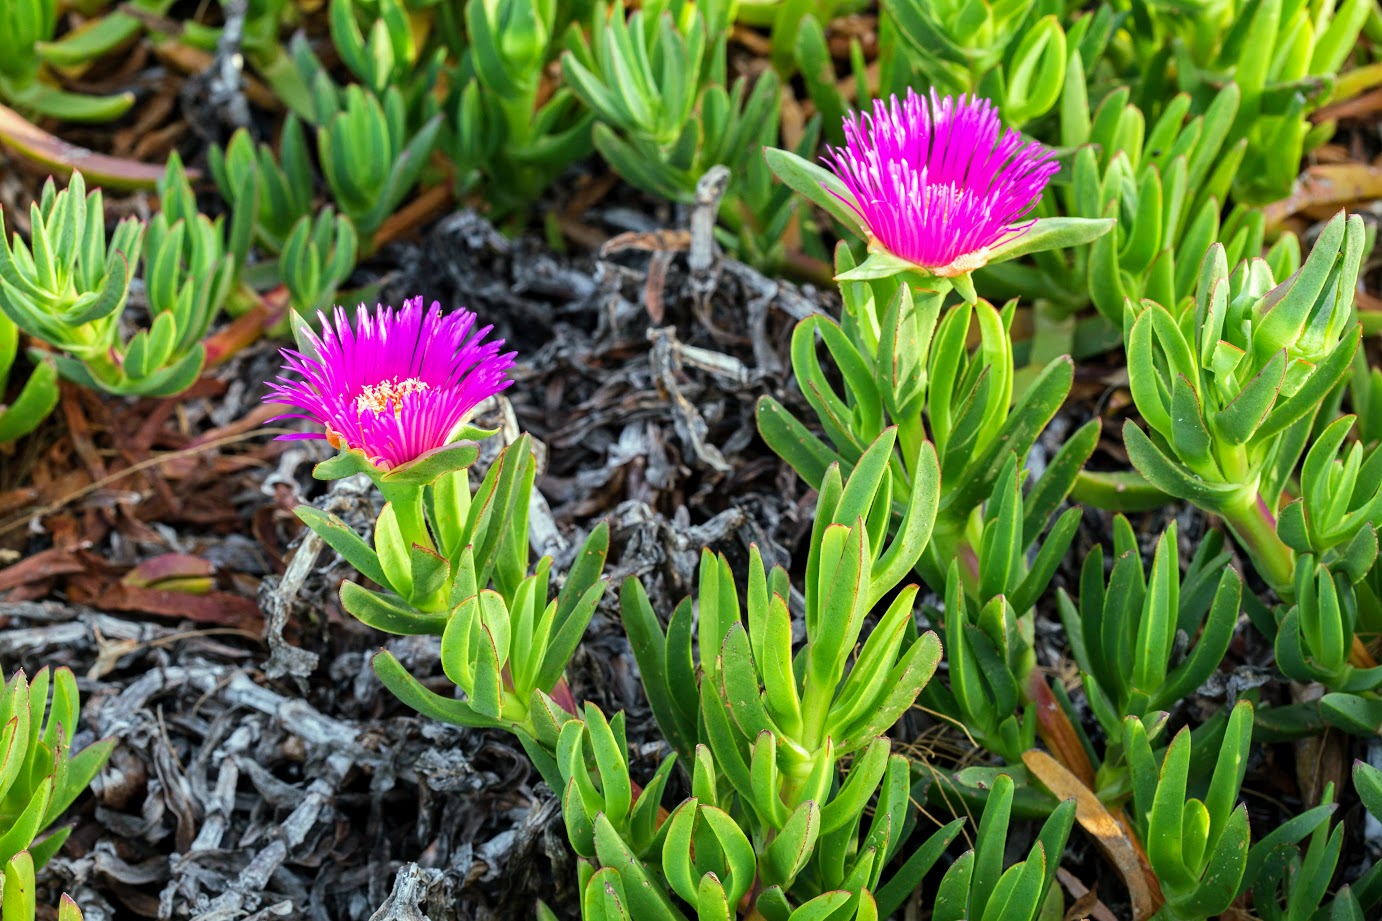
931 246 992 277
354 377 430 415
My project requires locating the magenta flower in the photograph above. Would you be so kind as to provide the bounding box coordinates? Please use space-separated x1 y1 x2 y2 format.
824 89 1058 276
265 297 515 469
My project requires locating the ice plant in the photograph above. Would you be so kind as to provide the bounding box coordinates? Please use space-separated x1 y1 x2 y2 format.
266 295 529 628
268 298 616 774
759 93 1106 618
823 89 1057 277
265 296 515 472
765 90 1111 296
1121 211 1363 598
3 850 86 921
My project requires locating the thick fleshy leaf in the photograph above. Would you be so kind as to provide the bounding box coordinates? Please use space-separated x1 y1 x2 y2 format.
983 217 1115 266
756 396 837 492
1320 693 1382 735
760 800 819 889
762 146 866 236
593 814 690 921
381 441 482 486
1123 422 1238 510
834 249 922 282
371 650 501 728
1213 349 1286 445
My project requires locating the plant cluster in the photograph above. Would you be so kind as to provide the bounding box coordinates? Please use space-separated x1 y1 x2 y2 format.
0 161 256 417
273 298 1077 918
201 0 1382 907
5 0 1382 916
0 668 111 917
0 0 1369 442
12 0 1361 278
271 124 1381 916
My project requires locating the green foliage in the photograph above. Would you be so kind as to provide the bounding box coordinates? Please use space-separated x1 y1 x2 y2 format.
209 119 315 257
1 850 84 921
1274 556 1382 696
1109 0 1370 203
0 172 140 365
1278 414 1382 568
739 0 872 78
0 161 258 397
0 312 58 444
0 0 134 122
790 12 873 147
1117 702 1340 920
279 209 359 319
719 113 821 271
372 524 609 756
982 75 1301 325
0 172 193 397
883 0 1071 125
623 426 941 757
444 0 592 213
1346 761 1382 911
929 775 1074 921
1249 783 1348 921
562 0 768 205
211 2 1382 917
757 251 1095 602
312 80 443 242
564 707 962 919
1268 406 1382 715
299 432 611 755
209 118 358 325
911 449 1087 763
559 706 675 862
306 432 534 621
32 0 171 73
1122 210 1365 595
618 428 951 907
204 50 437 319
1124 701 1270 920
1060 520 1240 738
0 668 113 872
924 564 1038 763
142 154 245 348
1349 353 1382 447
330 0 446 121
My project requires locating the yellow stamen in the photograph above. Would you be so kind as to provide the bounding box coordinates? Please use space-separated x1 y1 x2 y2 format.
355 377 430 415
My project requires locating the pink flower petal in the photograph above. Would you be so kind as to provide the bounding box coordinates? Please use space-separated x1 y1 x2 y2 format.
824 90 1057 271
264 297 516 469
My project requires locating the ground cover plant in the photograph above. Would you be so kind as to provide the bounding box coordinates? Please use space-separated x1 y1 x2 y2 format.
4 0 1382 918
